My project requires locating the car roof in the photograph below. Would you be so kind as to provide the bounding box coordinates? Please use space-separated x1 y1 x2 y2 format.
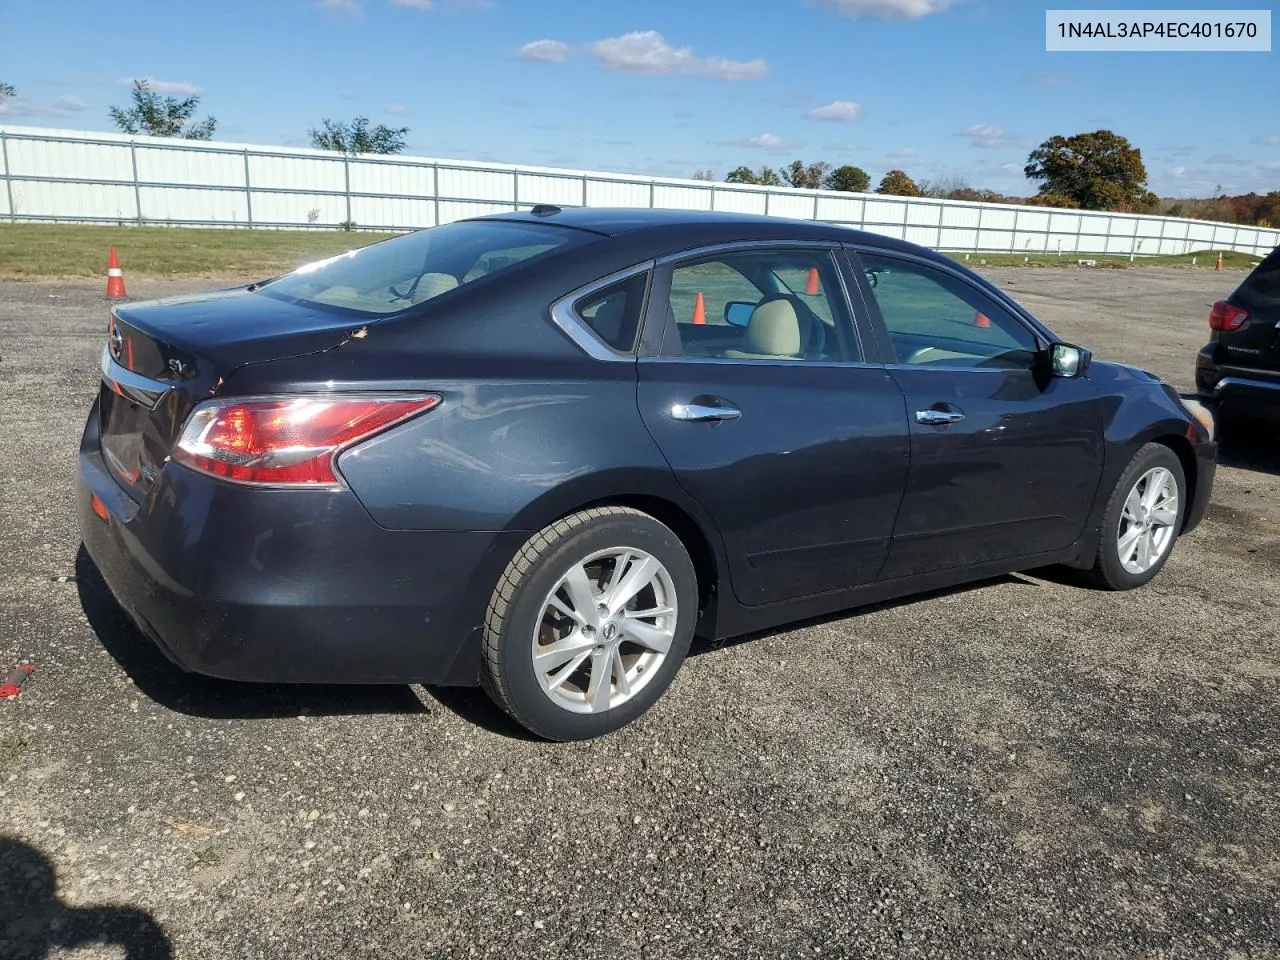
469 206 929 258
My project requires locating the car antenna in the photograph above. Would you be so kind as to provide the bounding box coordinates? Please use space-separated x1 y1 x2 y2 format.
530 204 562 217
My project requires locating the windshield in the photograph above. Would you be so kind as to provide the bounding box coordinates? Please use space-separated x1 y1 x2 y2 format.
258 220 589 315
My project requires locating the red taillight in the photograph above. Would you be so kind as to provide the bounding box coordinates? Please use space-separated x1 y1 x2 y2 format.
1209 300 1248 332
172 395 440 486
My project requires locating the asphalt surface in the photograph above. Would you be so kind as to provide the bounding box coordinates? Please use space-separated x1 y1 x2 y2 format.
1 267 1278 959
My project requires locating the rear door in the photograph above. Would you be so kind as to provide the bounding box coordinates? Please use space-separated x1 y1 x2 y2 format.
636 242 910 607
847 247 1105 578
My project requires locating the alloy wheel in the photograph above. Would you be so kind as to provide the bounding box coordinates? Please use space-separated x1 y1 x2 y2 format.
1116 466 1179 575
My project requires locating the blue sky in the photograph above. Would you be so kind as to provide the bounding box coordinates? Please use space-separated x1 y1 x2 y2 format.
2 0 1277 198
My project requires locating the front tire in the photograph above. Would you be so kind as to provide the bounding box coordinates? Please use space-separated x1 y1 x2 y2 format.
1084 443 1186 590
481 507 698 741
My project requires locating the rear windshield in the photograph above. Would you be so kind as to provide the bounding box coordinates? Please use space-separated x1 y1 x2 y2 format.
258 220 588 316
1235 245 1280 315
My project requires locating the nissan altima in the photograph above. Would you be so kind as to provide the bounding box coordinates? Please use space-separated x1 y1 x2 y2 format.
78 208 1217 740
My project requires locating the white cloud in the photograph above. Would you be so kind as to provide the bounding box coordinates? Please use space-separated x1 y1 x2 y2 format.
1253 133 1279 146
814 0 952 21
1205 153 1247 167
387 104 413 116
319 0 363 16
120 77 202 95
390 0 432 7
718 133 791 152
586 31 768 80
517 39 571 63
886 147 918 159
0 94 90 118
807 100 862 122
1261 160 1280 172
958 123 1020 149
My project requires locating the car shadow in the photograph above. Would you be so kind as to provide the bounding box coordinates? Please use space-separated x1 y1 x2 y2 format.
1216 428 1280 478
1 835 171 960
689 573 1037 657
75 546 428 721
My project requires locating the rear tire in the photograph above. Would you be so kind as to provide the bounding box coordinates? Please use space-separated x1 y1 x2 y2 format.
481 507 697 741
1082 443 1186 590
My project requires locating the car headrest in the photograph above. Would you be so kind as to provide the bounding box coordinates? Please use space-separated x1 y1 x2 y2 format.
744 297 802 357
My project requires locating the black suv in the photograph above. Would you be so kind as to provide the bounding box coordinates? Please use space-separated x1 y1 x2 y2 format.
1196 246 1280 421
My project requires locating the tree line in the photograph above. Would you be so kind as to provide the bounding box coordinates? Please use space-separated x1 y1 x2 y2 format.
2 80 1273 226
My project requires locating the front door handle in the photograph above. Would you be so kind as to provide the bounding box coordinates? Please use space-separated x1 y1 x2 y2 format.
916 407 965 426
670 397 742 423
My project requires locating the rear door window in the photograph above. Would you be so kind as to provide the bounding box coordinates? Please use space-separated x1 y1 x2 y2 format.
1234 246 1280 315
259 220 589 316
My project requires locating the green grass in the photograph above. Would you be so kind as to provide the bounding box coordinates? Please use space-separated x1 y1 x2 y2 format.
0 223 398 280
945 249 1263 269
0 223 1264 280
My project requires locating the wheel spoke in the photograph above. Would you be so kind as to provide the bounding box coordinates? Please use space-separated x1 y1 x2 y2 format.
561 563 601 627
1137 530 1155 569
547 594 584 625
587 651 612 712
1141 470 1168 509
610 646 631 698
1123 488 1142 521
1150 506 1178 528
545 650 592 692
624 606 674 619
620 615 674 654
606 555 661 615
534 636 596 673
1118 525 1143 562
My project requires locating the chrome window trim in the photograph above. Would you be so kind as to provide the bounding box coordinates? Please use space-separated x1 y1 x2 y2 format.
655 238 839 267
101 346 173 409
639 356 885 370
548 260 654 363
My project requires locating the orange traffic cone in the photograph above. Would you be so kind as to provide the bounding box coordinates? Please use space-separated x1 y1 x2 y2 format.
973 311 991 328
1215 252 1224 271
106 247 128 299
805 267 820 296
691 291 706 325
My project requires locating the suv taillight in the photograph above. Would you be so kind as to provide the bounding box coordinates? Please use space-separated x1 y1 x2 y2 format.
173 395 440 485
1209 300 1249 332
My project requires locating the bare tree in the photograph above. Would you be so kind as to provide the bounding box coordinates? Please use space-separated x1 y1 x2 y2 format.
309 117 408 155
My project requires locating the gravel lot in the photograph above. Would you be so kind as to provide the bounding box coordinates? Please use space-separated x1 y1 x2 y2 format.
2 267 1278 959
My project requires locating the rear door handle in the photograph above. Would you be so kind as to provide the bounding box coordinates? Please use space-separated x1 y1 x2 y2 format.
916 408 965 426
670 397 742 423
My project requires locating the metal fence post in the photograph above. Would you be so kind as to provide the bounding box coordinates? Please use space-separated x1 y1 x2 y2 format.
129 141 143 225
343 155 352 226
431 163 440 226
513 168 519 211
1156 215 1167 256
975 204 984 253
581 173 588 208
812 192 819 222
1010 208 1019 253
763 189 770 217
243 149 253 228
648 180 655 209
708 184 715 212
1 131 14 222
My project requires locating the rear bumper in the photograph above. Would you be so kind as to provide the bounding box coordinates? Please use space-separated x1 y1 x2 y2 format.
1196 348 1280 412
77 403 523 685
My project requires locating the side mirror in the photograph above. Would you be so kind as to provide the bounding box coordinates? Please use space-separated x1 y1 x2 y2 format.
1050 342 1092 378
724 301 755 327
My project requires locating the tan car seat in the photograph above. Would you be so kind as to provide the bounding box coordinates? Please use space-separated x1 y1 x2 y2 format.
722 298 804 360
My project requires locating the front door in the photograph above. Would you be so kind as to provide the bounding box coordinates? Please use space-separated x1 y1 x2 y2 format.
636 244 910 607
849 249 1106 578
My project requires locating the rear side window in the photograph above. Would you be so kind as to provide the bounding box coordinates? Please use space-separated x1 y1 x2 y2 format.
574 273 649 353
259 220 588 316
1235 246 1280 314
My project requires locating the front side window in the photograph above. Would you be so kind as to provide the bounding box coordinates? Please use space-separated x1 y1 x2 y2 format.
859 253 1040 369
661 249 856 362
259 220 589 316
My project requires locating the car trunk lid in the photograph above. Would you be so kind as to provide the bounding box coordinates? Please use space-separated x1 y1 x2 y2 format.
97 288 371 501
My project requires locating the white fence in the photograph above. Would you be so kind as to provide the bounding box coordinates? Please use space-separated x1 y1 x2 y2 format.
2 124 1278 258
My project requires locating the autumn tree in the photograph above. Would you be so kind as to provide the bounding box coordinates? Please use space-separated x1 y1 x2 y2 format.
1024 130 1157 211
782 160 831 190
725 166 782 186
109 80 216 140
691 169 715 181
876 169 921 197
823 165 870 193
309 117 408 155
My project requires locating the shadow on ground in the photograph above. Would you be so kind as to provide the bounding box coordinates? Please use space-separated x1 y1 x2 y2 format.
0 836 171 960
75 546 428 721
